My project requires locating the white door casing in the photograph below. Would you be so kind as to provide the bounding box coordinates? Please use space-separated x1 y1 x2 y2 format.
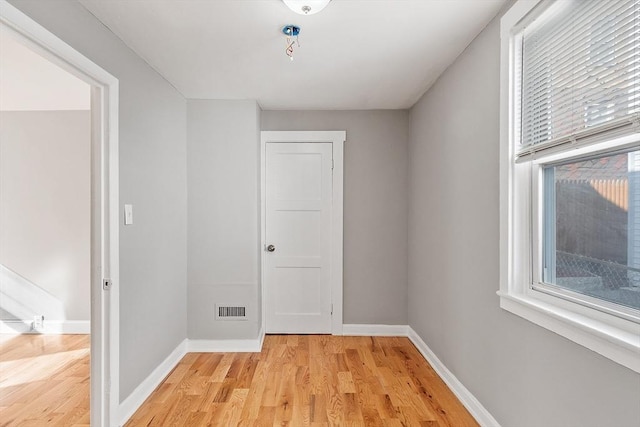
261 131 345 335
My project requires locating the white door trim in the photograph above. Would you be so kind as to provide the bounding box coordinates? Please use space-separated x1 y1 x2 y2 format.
260 131 345 335
0 2 120 425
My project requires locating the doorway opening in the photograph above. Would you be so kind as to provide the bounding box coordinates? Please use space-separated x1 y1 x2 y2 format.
0 32 92 424
0 2 120 425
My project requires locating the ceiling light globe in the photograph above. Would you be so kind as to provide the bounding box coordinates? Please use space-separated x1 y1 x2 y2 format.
282 0 331 15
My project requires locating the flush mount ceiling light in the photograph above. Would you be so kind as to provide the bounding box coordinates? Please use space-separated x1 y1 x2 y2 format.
282 0 331 15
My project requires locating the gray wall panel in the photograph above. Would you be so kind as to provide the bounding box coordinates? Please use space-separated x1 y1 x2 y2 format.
187 100 260 340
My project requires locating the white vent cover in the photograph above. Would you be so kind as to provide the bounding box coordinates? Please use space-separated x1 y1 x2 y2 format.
215 305 247 321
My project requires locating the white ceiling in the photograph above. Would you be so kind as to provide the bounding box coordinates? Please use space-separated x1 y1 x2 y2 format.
0 32 90 111
78 0 506 110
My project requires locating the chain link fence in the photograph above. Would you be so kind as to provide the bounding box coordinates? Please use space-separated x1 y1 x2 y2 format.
556 251 640 290
555 251 640 310
556 251 640 289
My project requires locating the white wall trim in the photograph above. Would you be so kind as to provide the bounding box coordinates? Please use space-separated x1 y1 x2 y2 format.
0 319 90 334
257 325 266 349
407 327 501 427
342 324 409 336
0 320 32 334
119 339 188 426
188 327 265 353
260 131 345 336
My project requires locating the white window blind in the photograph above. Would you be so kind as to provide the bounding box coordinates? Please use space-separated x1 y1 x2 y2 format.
520 0 640 157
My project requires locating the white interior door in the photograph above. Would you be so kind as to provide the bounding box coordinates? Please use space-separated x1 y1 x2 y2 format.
265 142 333 333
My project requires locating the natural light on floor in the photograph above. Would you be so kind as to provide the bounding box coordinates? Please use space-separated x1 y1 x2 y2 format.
0 348 89 388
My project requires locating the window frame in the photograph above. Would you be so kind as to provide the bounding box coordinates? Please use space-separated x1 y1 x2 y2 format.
499 0 640 373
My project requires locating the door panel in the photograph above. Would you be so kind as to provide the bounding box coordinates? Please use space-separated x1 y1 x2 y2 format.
265 142 332 333
273 267 323 314
272 211 321 257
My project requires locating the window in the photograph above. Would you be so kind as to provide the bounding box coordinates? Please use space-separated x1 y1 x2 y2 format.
542 151 640 316
500 0 640 372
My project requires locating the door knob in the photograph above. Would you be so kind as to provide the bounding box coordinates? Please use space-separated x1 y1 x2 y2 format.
267 244 276 252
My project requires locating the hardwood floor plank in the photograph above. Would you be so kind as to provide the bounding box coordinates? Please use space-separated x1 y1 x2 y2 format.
0 335 90 427
254 405 275 426
337 371 357 394
325 389 345 425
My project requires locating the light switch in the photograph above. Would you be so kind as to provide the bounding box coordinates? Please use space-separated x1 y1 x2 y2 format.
124 204 133 225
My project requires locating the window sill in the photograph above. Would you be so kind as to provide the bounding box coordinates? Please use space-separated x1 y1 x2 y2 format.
497 290 640 373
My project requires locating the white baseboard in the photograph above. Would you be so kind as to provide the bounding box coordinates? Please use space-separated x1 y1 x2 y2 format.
0 319 90 334
407 327 501 427
257 326 265 349
119 338 188 426
342 323 409 336
188 327 265 353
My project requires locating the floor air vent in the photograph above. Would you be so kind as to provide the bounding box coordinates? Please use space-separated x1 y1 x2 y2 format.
216 305 247 320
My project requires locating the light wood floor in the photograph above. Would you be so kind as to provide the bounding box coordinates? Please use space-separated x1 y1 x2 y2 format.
0 334 90 427
0 334 477 426
127 335 478 427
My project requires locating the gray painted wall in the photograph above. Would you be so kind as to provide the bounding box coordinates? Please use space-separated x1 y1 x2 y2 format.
187 100 261 339
8 0 188 402
0 111 90 322
262 110 408 325
407 9 640 427
10 3 636 425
